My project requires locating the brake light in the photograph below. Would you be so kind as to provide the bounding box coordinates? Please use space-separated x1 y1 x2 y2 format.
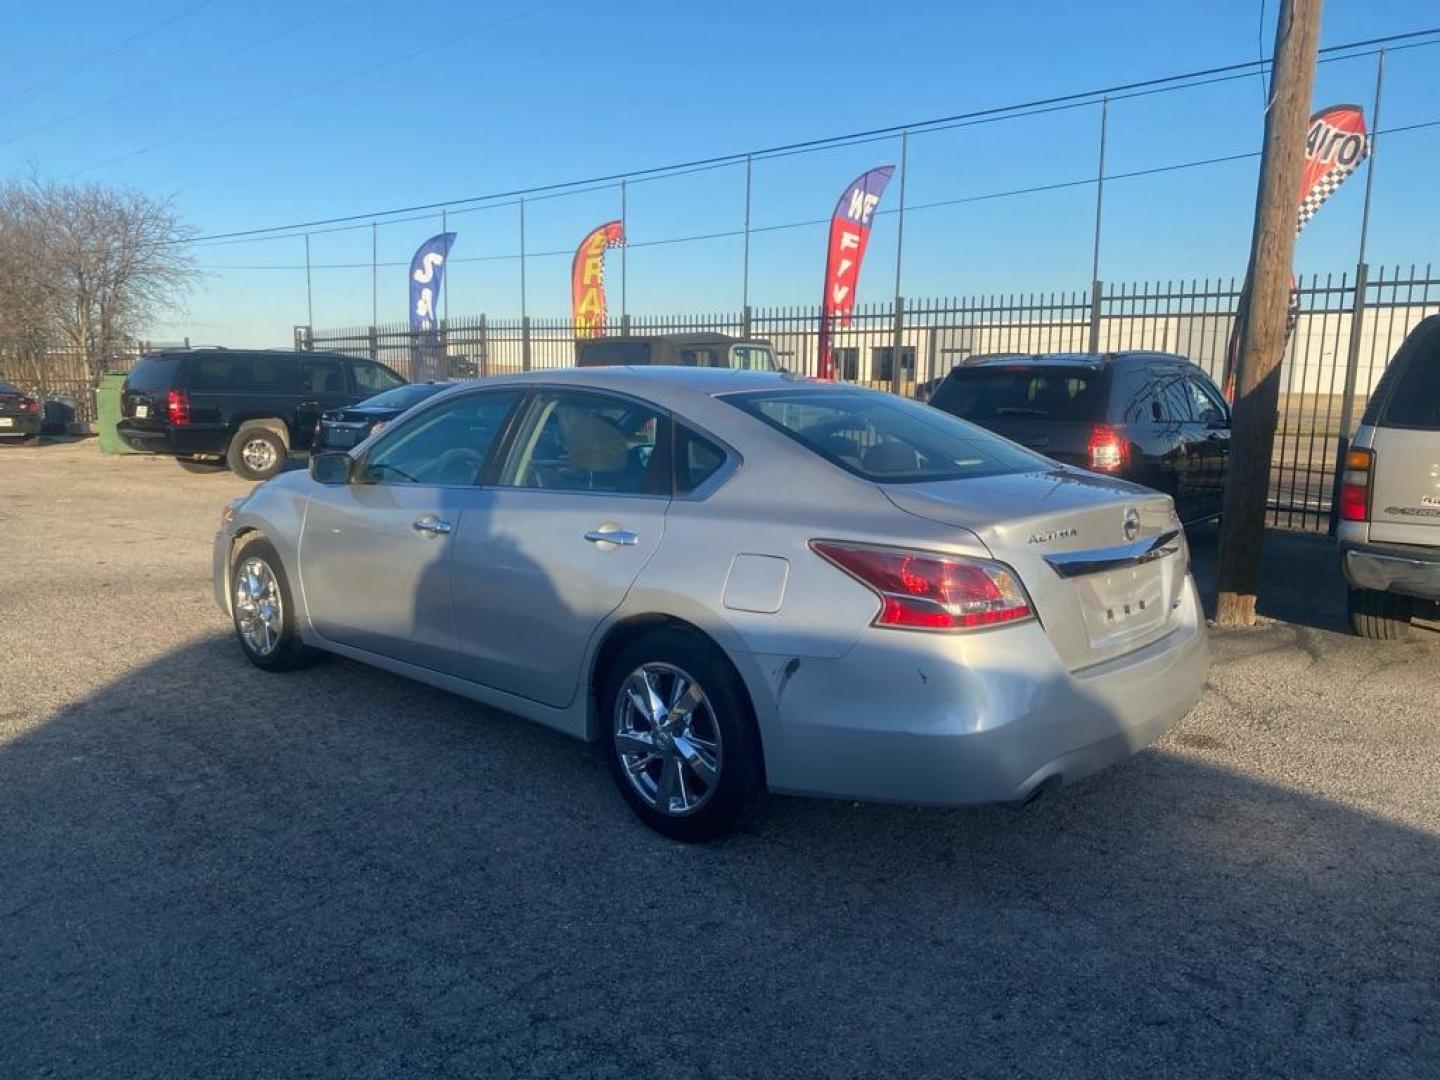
1339 447 1373 522
1087 424 1128 472
167 388 190 426
811 540 1033 631
18 396 40 414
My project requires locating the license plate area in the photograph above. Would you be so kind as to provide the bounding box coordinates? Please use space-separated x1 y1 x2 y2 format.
1074 561 1171 650
134 404 149 418
0 417 13 427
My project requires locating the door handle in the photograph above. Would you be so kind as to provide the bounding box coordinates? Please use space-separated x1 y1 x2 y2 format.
584 528 638 547
412 517 453 536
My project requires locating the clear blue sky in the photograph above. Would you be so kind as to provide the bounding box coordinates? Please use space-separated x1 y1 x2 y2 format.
2 0 1437 346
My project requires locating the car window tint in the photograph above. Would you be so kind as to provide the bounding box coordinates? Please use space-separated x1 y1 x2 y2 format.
502 392 667 495
125 355 181 391
188 355 282 392
578 341 651 366
675 425 726 494
727 388 1045 483
362 391 519 485
730 345 775 371
300 359 347 395
678 348 720 367
351 360 406 395
929 367 1109 422
1185 377 1228 423
1114 366 1162 423
1152 370 1194 422
1379 331 1440 430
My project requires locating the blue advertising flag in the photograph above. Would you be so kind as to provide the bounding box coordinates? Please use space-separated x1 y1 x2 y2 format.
409 232 456 334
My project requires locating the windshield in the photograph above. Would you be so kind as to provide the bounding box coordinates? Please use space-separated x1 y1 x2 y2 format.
357 382 446 411
930 366 1110 422
725 387 1046 483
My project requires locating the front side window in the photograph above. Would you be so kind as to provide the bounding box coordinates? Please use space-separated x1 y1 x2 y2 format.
300 359 347 395
1185 377 1228 424
351 360 406 395
501 392 667 495
362 391 519 485
726 388 1046 482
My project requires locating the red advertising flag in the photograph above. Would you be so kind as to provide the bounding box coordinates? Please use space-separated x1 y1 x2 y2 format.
571 220 626 339
818 166 894 379
1296 103 1369 233
1222 104 1370 397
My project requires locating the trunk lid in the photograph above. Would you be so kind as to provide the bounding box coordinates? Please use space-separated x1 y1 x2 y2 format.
883 468 1187 670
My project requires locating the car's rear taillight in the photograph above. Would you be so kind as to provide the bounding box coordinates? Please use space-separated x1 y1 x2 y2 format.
18 396 40 414
1339 447 1373 522
167 388 190 426
1087 424 1128 472
811 540 1033 631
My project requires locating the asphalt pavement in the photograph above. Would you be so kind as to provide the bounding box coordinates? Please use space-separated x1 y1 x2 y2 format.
2 440 1438 1080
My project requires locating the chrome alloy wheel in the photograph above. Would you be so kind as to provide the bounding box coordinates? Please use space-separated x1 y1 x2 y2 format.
241 437 278 474
234 557 284 656
614 662 723 816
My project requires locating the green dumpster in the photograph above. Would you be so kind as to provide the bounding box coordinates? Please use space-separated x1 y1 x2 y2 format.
96 373 144 454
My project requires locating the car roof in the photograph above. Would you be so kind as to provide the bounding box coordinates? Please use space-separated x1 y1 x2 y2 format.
142 347 359 361
456 365 813 398
959 350 1191 369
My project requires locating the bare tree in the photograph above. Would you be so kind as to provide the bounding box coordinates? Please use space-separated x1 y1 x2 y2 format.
0 175 195 388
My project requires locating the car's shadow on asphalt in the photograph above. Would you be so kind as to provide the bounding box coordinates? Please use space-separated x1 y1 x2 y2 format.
1185 520 1351 634
3 631 1438 1078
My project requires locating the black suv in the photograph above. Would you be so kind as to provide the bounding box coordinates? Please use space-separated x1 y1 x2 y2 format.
118 348 406 480
927 351 1231 524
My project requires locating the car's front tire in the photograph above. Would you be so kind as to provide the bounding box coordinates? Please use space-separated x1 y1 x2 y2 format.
1347 587 1417 641
231 536 322 671
601 629 763 842
228 426 287 481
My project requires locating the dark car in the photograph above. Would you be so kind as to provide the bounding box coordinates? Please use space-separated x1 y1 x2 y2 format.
576 333 779 371
0 380 43 442
314 381 450 451
927 351 1231 524
117 348 407 480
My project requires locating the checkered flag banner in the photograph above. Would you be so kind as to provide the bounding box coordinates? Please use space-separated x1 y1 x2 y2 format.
1296 104 1370 235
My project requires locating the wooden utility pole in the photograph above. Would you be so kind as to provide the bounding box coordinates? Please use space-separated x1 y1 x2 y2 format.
1215 0 1324 627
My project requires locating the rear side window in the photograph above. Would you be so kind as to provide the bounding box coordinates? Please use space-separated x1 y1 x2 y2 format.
727 388 1044 483
301 358 347 394
1152 369 1194 422
124 355 181 392
675 426 727 494
930 367 1110 423
578 341 651 366
188 355 283 392
1378 330 1440 431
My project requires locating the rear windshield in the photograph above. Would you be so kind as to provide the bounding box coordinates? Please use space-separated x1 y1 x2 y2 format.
124 355 182 392
725 388 1046 483
358 383 445 411
1380 334 1440 431
930 366 1110 423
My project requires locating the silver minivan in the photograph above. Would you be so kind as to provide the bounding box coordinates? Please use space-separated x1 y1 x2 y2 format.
1337 315 1440 639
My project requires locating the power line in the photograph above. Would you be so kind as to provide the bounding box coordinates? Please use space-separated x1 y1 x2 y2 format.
0 0 373 149
190 115 1436 272
167 25 1440 249
60 0 568 180
0 0 218 110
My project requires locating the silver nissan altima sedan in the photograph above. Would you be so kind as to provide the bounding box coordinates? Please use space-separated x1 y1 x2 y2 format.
214 367 1208 840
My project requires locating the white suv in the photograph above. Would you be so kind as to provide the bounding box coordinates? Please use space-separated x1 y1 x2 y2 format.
1337 315 1440 639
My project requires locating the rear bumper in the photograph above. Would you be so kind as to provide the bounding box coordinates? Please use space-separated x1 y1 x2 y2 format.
1341 540 1440 601
753 575 1209 806
116 422 230 456
0 414 42 437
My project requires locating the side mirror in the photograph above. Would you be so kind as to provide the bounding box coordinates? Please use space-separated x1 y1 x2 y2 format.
310 451 355 485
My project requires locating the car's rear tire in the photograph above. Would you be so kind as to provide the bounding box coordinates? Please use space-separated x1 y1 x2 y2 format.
228 426 287 481
230 536 322 671
601 629 763 842
178 454 226 473
1348 587 1417 641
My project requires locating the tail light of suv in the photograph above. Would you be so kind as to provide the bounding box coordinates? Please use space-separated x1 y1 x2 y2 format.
18 396 39 413
166 388 190 426
1339 447 1373 522
811 540 1033 631
1087 424 1129 473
